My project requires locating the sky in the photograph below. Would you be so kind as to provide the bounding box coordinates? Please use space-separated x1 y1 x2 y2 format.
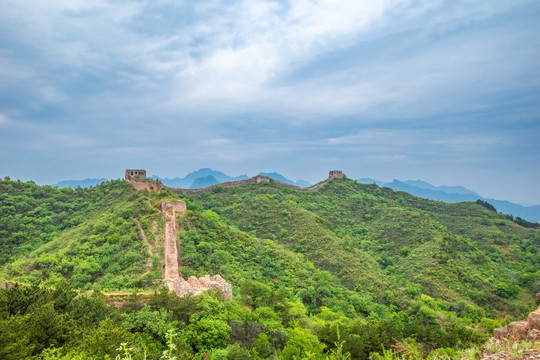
0 0 539 205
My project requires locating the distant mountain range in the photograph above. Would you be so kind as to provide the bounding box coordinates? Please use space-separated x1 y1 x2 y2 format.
50 171 539 223
150 168 250 188
150 168 313 189
52 168 312 191
358 178 540 223
257 172 312 188
52 178 109 189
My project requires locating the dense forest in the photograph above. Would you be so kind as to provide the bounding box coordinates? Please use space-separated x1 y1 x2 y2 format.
0 177 539 359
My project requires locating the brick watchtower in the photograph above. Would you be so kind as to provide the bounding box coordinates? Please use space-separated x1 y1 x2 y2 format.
328 170 343 179
125 169 146 181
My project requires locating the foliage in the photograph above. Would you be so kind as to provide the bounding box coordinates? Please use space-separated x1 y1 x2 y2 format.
1 177 539 359
0 178 161 290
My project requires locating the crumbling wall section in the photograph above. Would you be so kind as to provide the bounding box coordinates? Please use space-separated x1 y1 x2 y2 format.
160 201 233 300
169 174 335 195
493 293 540 341
173 275 233 300
129 180 163 192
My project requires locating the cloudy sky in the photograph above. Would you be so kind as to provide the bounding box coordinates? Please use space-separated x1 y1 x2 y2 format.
1 0 539 204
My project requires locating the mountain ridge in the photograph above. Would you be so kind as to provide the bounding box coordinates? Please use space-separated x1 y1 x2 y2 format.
47 170 539 223
2 176 539 359
358 178 540 223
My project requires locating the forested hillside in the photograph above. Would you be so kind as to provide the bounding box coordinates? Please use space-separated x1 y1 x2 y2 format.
0 177 539 359
0 178 163 289
192 178 539 314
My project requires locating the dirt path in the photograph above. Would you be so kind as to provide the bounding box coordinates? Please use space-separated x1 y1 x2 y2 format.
135 218 153 276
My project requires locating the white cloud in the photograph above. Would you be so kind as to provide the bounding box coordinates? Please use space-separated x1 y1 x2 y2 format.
167 0 398 108
326 130 401 145
2 0 537 119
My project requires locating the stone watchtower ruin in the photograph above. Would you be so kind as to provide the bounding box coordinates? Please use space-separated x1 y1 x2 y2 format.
328 170 343 179
125 169 146 181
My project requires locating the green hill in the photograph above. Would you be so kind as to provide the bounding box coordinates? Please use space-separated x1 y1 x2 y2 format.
0 179 163 289
0 176 539 359
191 178 539 315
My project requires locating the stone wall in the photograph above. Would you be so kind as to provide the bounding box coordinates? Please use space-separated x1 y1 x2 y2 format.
124 169 345 196
169 174 338 196
170 175 271 195
159 201 233 300
158 202 187 213
171 275 233 300
329 170 343 179
128 180 163 192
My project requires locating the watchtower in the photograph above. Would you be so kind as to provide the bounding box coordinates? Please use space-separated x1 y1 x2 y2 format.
125 169 146 181
328 170 343 179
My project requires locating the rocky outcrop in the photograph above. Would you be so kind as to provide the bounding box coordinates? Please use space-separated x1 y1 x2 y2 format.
493 293 540 341
482 351 510 360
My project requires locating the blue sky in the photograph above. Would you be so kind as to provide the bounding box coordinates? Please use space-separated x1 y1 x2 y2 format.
1 0 539 204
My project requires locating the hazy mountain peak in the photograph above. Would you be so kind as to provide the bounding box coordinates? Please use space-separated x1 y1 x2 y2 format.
357 177 539 222
191 175 219 189
52 178 108 189
258 172 312 187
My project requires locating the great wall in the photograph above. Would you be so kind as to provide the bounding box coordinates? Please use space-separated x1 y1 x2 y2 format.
170 170 343 195
124 169 344 300
159 201 233 300
126 169 343 196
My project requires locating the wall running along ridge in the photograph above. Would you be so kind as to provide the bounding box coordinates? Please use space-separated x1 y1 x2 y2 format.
125 169 344 300
160 202 233 300
169 174 338 196
125 169 344 195
129 180 164 192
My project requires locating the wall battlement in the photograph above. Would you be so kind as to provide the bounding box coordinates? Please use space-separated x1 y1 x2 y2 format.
125 169 146 181
329 170 343 179
125 169 163 192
